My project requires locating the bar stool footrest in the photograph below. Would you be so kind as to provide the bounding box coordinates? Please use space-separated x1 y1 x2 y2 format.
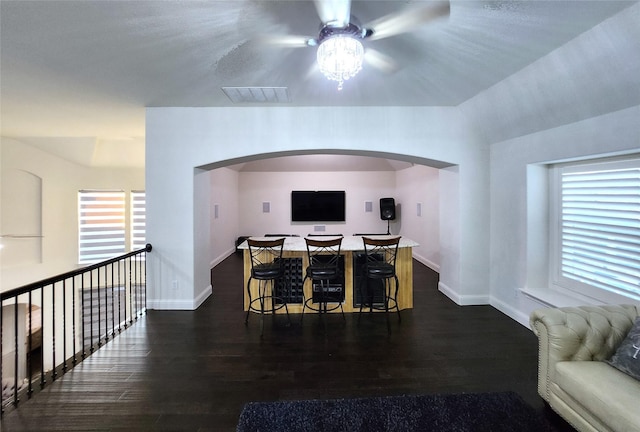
247 296 289 314
303 298 344 313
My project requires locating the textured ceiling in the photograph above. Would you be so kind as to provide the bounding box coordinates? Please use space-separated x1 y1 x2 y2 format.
1 0 634 144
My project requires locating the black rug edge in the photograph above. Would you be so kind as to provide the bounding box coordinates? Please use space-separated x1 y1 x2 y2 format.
237 391 556 432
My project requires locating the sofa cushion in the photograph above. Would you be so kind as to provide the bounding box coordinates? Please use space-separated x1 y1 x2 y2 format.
606 317 640 381
554 361 640 432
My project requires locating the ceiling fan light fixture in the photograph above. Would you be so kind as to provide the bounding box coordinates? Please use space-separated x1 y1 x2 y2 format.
316 35 364 91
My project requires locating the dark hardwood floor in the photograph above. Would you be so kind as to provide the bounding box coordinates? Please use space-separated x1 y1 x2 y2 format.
1 253 574 431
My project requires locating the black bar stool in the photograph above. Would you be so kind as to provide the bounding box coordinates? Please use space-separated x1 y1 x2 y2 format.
245 237 290 336
358 236 402 333
301 236 345 322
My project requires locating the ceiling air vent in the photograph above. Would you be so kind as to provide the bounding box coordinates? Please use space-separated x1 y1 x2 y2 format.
222 87 290 103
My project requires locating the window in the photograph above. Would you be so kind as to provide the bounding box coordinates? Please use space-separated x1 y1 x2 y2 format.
551 157 640 302
78 190 126 264
130 191 146 251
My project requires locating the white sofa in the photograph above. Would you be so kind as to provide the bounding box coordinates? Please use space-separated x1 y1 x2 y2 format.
530 304 640 432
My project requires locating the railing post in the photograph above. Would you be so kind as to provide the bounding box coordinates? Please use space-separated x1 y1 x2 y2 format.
62 279 67 374
27 290 33 397
97 267 102 348
52 283 57 381
117 261 122 333
72 276 77 366
90 269 94 353
134 255 139 319
128 257 133 326
103 265 109 342
81 273 86 360
63 279 68 374
39 288 45 389
143 248 148 310
110 263 115 340
13 298 19 407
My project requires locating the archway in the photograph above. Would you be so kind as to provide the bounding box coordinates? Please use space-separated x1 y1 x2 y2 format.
145 106 486 311
194 150 458 308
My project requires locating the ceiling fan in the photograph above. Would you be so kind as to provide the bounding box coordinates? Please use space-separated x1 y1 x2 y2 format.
265 0 450 90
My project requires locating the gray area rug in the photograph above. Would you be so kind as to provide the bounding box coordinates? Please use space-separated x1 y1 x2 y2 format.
237 391 554 432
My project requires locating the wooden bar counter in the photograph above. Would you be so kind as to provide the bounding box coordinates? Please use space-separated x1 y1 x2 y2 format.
238 235 419 314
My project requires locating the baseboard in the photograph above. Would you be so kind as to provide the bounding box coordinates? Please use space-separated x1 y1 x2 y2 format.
438 281 490 305
194 285 212 309
412 253 440 272
148 285 212 310
490 296 531 329
438 281 459 303
210 248 236 268
147 299 197 310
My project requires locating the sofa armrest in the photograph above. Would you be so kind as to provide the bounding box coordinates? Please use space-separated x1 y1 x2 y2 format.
529 304 639 401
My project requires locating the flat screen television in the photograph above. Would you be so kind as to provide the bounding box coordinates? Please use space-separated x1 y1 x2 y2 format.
291 191 346 222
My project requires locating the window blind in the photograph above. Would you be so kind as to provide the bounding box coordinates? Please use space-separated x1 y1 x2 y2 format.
78 190 126 264
560 164 640 298
131 191 146 251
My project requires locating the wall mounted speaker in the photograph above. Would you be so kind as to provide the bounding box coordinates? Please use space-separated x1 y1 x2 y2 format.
380 198 396 221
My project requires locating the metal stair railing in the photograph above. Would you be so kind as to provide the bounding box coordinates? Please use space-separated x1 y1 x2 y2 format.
0 243 152 416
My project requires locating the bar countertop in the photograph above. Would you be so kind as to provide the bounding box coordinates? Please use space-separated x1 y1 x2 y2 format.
237 235 419 251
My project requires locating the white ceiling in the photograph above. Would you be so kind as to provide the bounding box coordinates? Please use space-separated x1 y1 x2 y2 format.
0 0 637 169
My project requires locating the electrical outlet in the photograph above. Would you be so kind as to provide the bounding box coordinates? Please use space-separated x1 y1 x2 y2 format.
172 280 179 291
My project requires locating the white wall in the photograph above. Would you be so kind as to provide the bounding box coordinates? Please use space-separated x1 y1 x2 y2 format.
209 167 240 266
146 106 487 310
395 165 440 270
454 3 640 326
207 165 441 274
0 137 144 291
237 171 396 238
487 106 640 327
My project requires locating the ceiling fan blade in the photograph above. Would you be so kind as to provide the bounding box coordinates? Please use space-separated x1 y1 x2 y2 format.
313 0 352 27
364 49 399 74
261 35 316 48
364 1 450 41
